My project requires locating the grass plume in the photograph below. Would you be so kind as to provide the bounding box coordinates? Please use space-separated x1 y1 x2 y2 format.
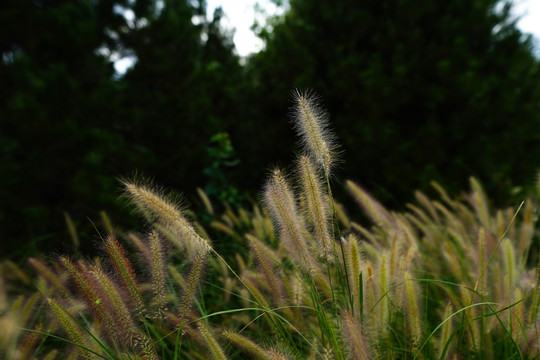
292 90 337 176
148 230 168 319
264 169 313 273
298 155 334 261
341 311 371 360
122 181 212 256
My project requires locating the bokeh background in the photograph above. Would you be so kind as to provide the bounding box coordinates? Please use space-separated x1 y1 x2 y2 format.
2 0 540 259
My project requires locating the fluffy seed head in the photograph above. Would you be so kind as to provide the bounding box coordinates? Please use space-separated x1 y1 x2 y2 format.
122 181 212 257
470 177 490 229
178 253 207 324
378 254 389 329
104 235 145 315
148 230 168 319
247 234 286 306
476 228 487 296
404 271 422 342
346 235 362 317
292 90 337 175
341 311 371 360
503 238 516 297
60 257 117 336
48 298 93 359
90 265 138 346
223 330 271 360
267 348 291 360
437 304 454 359
198 322 227 360
298 155 334 260
264 169 313 273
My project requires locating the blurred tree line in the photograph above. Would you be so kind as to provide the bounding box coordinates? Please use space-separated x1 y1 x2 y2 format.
1 0 539 258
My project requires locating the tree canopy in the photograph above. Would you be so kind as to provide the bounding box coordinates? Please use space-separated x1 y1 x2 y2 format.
1 0 539 258
0 0 244 257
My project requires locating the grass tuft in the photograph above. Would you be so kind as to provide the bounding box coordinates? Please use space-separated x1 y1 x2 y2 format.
1 92 539 360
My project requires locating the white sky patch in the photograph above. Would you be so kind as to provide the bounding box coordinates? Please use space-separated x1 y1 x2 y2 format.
114 55 137 74
512 0 540 56
206 0 286 57
513 0 540 36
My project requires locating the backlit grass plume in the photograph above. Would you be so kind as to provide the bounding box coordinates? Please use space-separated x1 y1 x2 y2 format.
298 155 334 260
148 230 167 319
341 311 371 360
104 235 146 316
264 169 314 273
122 181 212 256
48 298 94 359
222 329 271 359
293 90 337 176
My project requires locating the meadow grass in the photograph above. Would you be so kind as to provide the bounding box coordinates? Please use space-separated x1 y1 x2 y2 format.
1 91 540 359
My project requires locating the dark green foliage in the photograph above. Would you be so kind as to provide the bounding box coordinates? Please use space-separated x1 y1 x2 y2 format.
0 0 133 257
1 0 540 260
203 132 245 206
0 0 244 258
